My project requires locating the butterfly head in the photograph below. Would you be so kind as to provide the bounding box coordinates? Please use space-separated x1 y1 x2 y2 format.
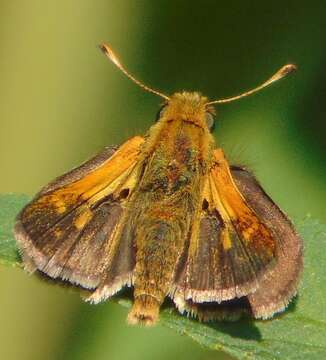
156 92 216 132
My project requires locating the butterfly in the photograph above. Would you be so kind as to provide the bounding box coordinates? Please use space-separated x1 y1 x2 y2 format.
14 44 303 325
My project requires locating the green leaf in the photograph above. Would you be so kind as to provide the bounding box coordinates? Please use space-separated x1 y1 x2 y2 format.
0 194 29 266
1 194 325 359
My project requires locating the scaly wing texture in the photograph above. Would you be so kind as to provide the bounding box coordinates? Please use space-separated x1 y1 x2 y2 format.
15 136 145 291
231 165 303 318
173 149 302 320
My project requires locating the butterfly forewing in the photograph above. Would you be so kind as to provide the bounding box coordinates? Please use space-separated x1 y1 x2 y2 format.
172 153 302 321
15 136 144 289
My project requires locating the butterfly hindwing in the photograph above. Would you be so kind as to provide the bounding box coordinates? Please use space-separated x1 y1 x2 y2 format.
15 136 145 290
231 165 303 318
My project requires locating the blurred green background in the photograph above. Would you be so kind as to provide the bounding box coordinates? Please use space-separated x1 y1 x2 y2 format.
0 1 325 359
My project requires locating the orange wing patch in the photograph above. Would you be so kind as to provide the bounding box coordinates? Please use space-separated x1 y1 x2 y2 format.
28 136 144 215
211 149 275 256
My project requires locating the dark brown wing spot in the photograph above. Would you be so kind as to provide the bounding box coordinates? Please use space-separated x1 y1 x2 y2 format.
202 199 209 210
119 188 130 199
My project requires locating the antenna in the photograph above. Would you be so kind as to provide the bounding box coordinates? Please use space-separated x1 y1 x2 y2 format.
207 64 297 105
100 43 170 101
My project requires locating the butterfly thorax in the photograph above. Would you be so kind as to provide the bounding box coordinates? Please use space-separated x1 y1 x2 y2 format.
136 91 216 215
141 91 216 170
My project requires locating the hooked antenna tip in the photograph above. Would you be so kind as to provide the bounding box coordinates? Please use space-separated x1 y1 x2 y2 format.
99 43 121 67
281 64 297 75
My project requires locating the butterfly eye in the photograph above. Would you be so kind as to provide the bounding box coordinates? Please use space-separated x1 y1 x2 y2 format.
155 105 167 122
205 112 215 132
